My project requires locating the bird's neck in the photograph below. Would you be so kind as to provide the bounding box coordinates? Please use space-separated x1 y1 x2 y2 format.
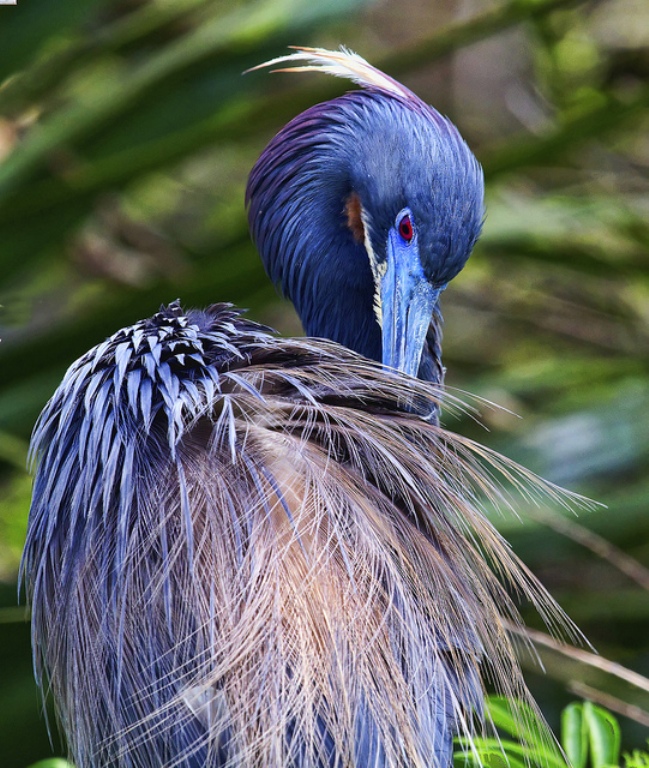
296 214 382 362
247 110 382 362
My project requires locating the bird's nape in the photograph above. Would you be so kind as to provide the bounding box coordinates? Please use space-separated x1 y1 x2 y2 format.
21 47 583 768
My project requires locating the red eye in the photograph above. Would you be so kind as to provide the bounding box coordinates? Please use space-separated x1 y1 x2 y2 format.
398 214 414 243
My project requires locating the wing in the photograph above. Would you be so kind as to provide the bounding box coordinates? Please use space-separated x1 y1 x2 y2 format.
22 303 582 767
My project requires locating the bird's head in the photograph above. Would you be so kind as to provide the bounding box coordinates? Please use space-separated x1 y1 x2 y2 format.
246 47 484 380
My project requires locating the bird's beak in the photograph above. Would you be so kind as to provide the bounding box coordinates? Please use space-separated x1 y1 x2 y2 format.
380 230 443 378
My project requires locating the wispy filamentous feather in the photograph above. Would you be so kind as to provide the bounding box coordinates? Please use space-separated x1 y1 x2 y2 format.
248 46 415 102
23 303 582 767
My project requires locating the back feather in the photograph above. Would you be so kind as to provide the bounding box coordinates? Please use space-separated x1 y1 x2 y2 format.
22 303 584 767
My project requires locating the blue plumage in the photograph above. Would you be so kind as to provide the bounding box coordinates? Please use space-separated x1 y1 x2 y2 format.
22 48 571 768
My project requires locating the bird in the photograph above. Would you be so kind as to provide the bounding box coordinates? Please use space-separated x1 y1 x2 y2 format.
21 47 574 768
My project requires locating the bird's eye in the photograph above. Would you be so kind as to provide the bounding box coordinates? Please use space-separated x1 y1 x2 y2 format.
398 214 414 244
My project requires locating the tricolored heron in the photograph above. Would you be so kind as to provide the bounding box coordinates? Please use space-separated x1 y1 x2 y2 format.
22 48 570 767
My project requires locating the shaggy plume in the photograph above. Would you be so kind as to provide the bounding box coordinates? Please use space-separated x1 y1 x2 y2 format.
22 303 582 767
248 46 416 100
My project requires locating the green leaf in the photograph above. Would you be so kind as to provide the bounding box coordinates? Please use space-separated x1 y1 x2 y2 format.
562 702 588 768
487 696 553 753
583 702 621 768
466 698 567 768
454 740 532 768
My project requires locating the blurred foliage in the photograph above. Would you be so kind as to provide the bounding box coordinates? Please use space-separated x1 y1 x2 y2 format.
0 0 648 765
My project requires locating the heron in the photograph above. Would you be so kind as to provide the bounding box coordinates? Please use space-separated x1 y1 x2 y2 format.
22 47 572 768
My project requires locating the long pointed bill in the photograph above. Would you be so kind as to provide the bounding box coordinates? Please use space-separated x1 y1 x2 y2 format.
380 230 442 378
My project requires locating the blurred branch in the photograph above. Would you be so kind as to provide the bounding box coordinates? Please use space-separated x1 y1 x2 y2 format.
526 507 649 592
508 622 649 695
380 0 589 77
483 84 649 178
0 0 213 114
568 682 649 728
